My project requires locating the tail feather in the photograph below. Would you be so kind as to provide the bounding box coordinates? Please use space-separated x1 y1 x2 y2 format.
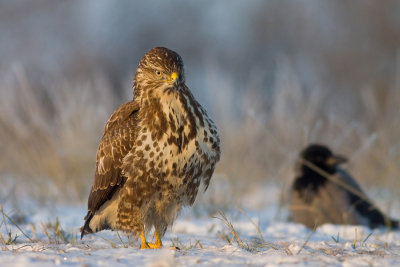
81 211 93 239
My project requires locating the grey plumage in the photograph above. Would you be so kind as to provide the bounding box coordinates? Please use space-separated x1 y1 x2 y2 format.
289 144 399 229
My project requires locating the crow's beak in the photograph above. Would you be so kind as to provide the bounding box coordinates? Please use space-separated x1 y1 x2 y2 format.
327 154 348 166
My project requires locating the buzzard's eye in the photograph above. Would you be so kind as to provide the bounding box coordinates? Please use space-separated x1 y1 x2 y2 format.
156 71 162 76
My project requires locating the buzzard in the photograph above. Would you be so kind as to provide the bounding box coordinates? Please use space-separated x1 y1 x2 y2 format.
81 47 221 249
289 144 399 229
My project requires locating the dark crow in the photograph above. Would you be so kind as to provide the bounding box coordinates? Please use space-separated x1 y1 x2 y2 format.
289 144 399 229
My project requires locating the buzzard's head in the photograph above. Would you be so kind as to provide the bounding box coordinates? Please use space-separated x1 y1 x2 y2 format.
133 47 185 99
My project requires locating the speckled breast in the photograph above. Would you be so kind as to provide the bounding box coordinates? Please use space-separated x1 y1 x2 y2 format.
133 90 220 197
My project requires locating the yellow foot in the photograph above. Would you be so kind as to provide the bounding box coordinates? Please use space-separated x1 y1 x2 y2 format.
140 242 163 249
148 241 163 249
139 228 163 249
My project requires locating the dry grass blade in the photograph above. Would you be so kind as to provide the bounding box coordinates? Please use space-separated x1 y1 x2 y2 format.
0 208 33 243
362 232 372 245
195 240 203 249
331 233 340 243
236 206 264 240
217 232 231 244
93 233 121 248
30 223 37 241
116 231 127 248
280 242 293 256
41 223 52 243
236 206 279 250
296 223 317 255
353 228 357 249
213 211 246 249
0 232 8 248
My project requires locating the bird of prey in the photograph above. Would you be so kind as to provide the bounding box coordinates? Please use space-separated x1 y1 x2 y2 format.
81 47 221 249
289 144 398 229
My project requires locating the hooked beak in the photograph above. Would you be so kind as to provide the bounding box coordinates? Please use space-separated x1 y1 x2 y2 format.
168 72 179 85
327 154 348 166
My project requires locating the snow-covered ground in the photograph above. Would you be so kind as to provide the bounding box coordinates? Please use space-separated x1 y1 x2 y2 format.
1 185 399 267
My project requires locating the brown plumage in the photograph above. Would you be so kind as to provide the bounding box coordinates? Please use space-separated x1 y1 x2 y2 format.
81 47 221 248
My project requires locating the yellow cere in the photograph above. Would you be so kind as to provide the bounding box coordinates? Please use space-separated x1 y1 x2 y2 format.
170 72 178 82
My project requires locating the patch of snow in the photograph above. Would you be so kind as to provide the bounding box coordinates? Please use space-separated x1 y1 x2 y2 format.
1 185 399 266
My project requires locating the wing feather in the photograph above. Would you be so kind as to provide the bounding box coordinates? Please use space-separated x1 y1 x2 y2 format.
86 100 140 216
337 168 398 228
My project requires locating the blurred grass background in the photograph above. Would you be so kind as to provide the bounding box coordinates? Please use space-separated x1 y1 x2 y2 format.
0 1 399 214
